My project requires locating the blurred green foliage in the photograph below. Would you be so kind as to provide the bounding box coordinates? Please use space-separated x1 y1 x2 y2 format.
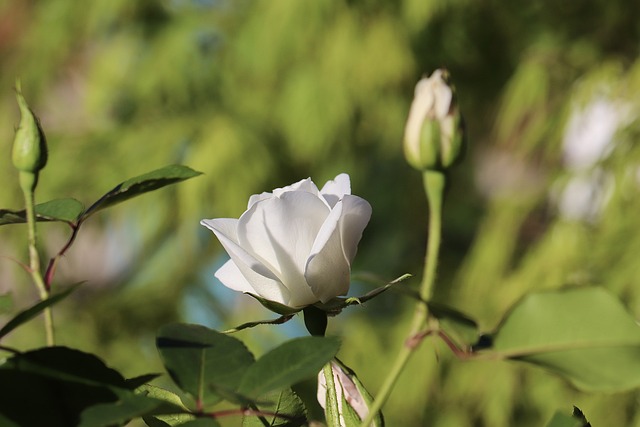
1 0 639 425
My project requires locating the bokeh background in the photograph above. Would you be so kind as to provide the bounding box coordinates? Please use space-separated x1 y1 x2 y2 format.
1 0 640 425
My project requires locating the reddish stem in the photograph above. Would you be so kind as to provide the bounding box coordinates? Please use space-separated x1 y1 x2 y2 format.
44 221 80 290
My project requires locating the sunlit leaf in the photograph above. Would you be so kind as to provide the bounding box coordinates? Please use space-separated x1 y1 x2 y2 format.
0 198 84 226
238 336 340 399
138 384 194 426
0 285 79 341
82 165 202 219
487 287 640 391
242 388 306 427
156 323 255 408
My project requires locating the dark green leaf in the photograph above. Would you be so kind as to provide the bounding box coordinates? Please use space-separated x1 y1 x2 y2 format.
126 373 162 390
487 287 640 391
0 413 20 427
238 337 340 399
176 419 221 427
0 285 79 340
427 301 479 350
157 323 255 408
137 384 194 426
78 390 187 427
0 369 117 427
242 388 306 427
144 417 173 427
1 346 127 388
0 198 84 225
82 165 202 218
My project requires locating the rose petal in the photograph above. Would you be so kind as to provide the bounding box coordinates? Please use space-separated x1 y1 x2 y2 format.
214 259 254 293
247 178 321 209
320 173 351 208
237 191 330 307
305 195 372 303
201 218 291 305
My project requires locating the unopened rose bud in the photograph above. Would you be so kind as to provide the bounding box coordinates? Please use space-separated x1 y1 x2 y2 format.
318 360 382 427
404 69 465 171
12 82 47 182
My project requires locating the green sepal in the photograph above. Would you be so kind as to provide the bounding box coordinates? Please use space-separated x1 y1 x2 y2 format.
12 82 47 175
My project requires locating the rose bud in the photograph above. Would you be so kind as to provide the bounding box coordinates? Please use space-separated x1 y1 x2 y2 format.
403 69 465 171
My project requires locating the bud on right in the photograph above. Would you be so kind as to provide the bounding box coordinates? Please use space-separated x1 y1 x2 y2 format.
403 69 465 171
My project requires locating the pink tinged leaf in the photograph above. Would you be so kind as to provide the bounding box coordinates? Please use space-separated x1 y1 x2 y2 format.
200 218 291 305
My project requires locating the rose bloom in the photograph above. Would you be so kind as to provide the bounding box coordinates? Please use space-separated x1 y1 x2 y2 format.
201 174 371 309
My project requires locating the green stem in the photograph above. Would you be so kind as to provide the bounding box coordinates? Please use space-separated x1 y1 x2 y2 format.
19 171 54 346
360 170 445 427
323 362 341 426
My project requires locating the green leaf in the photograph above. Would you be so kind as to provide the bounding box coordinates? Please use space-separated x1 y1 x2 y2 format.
137 384 194 426
246 293 302 315
0 198 84 226
156 323 255 408
427 301 478 350
176 419 221 427
1 346 128 388
223 314 295 334
488 287 640 391
82 165 202 219
314 273 411 315
242 388 306 427
545 413 583 427
0 369 117 426
143 417 173 427
126 373 162 390
0 285 79 340
544 406 591 427
78 389 187 427
0 292 13 314
238 336 341 399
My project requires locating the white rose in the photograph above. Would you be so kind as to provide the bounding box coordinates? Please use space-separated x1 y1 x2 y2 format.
200 173 372 309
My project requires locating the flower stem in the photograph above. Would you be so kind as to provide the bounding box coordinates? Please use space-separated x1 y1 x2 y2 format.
360 170 445 426
19 171 54 346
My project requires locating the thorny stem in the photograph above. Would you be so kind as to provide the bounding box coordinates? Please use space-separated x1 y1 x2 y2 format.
19 171 54 346
360 170 445 427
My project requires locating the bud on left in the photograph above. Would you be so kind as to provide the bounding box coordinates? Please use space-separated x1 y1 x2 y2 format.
403 69 465 171
12 83 47 175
